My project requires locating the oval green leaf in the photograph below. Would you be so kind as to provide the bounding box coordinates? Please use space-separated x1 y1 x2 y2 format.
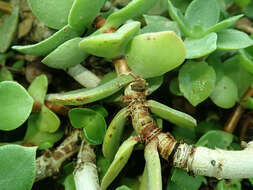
69 108 106 145
0 145 36 190
238 47 253 74
126 31 186 78
241 97 253 110
0 81 34 131
28 74 48 103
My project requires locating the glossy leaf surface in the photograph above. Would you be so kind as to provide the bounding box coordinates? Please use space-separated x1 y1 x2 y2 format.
238 47 253 74
126 31 186 78
28 74 48 103
46 74 134 105
179 61 216 106
147 100 196 128
0 145 36 190
69 108 106 145
0 81 33 131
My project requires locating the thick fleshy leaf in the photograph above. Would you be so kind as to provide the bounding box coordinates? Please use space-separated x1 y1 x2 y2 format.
103 108 129 160
69 108 106 145
196 121 222 138
179 61 216 106
0 67 13 82
238 47 253 74
169 77 182 96
140 15 181 37
42 38 89 69
90 105 108 118
241 97 253 110
0 81 34 131
0 145 36 190
101 137 138 190
0 2 19 53
27 0 74 29
210 75 238 109
12 25 81 56
217 29 253 50
139 166 148 190
126 31 186 78
146 75 164 94
184 33 217 59
184 0 220 30
28 74 48 103
147 100 196 128
68 0 106 31
96 154 112 181
80 22 141 59
144 140 162 190
116 185 132 190
195 130 233 149
24 114 64 150
46 74 134 105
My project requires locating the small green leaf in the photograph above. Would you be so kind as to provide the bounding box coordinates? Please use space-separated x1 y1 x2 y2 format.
0 67 13 82
147 100 196 128
238 47 253 74
101 137 138 190
0 81 34 131
103 108 129 160
172 125 196 144
24 114 64 150
80 22 141 59
46 74 135 105
169 77 182 96
217 29 253 50
179 61 216 106
126 31 186 78
210 75 238 109
241 97 253 109
28 74 48 103
90 105 108 118
184 33 217 59
69 108 106 145
27 0 74 29
196 130 234 149
116 185 132 190
0 2 19 53
184 0 220 30
146 75 164 94
12 25 81 56
68 0 106 31
0 145 36 190
42 38 89 69
196 121 222 138
144 140 162 190
216 179 242 190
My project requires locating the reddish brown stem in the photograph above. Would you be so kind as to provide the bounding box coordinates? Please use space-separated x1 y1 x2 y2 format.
235 18 253 34
45 101 70 116
240 113 253 138
0 1 12 14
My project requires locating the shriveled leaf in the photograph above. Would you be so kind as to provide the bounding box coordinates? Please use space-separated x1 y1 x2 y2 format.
46 74 134 105
0 145 36 190
12 25 81 56
184 33 217 59
0 81 34 131
28 74 48 103
42 38 89 69
69 108 106 145
147 100 196 128
217 29 253 50
103 108 129 160
101 137 138 190
27 0 74 29
179 61 216 106
126 31 186 78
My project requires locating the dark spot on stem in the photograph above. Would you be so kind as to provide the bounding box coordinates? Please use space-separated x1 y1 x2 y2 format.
211 160 216 166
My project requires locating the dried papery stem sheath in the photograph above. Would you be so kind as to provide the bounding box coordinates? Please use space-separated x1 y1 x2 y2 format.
44 101 70 116
0 1 12 14
74 141 100 190
35 129 82 181
114 58 132 76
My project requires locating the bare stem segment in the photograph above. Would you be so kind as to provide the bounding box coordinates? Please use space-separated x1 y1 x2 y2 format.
35 129 82 181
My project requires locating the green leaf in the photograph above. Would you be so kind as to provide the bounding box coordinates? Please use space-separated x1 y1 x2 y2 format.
196 130 234 149
90 105 108 118
24 114 64 150
184 0 220 30
172 125 196 144
97 154 112 181
69 108 107 145
144 140 162 190
179 61 216 106
147 100 197 128
28 74 48 103
196 121 222 138
146 75 164 94
238 47 253 74
103 108 129 160
169 77 182 96
210 75 238 109
80 22 141 59
42 38 89 69
12 25 81 56
126 31 186 78
0 81 34 131
68 0 106 31
0 2 19 53
241 97 253 109
0 67 13 82
217 29 253 50
184 33 217 59
27 0 74 29
0 145 36 190
171 168 205 190
101 137 138 190
166 179 184 190
46 74 135 105
216 179 242 190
